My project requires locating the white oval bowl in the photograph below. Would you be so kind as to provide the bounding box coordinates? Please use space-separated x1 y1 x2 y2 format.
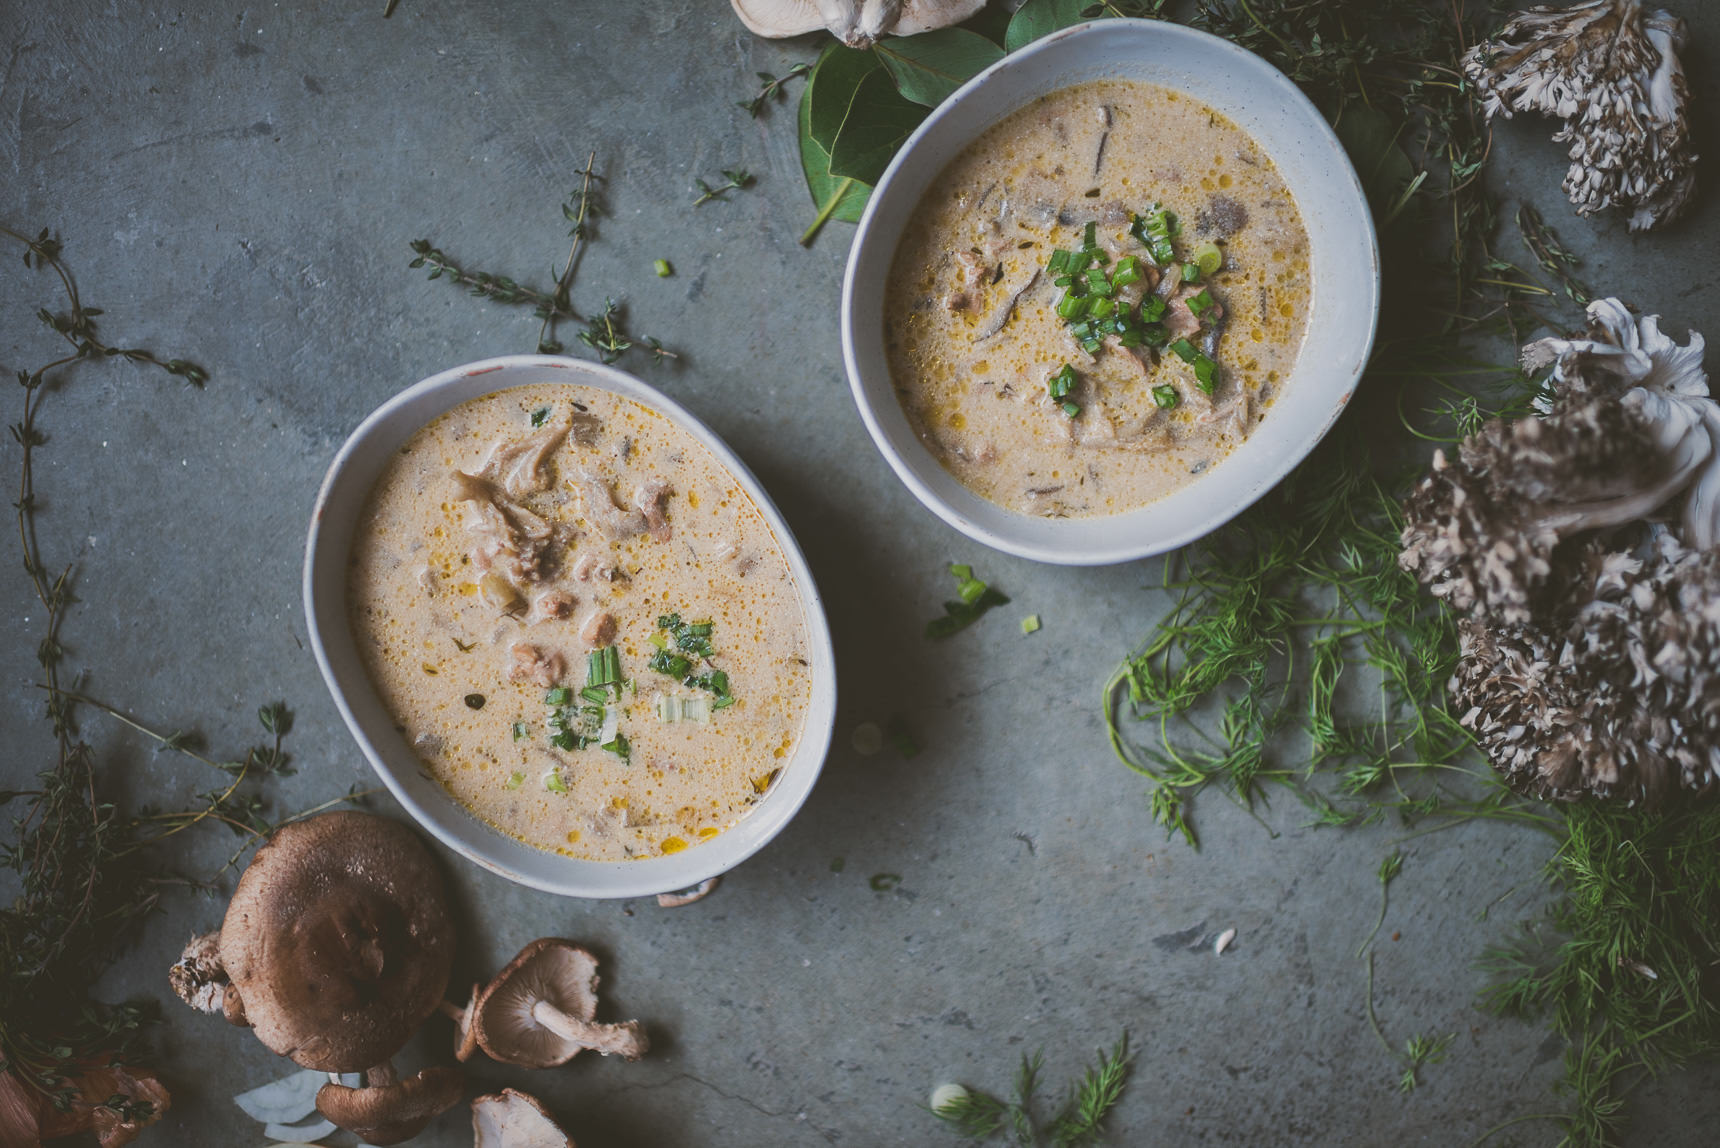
303 355 838 899
842 19 1380 566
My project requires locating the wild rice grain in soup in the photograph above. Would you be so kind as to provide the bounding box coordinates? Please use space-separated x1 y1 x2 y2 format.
349 383 814 861
885 79 1313 518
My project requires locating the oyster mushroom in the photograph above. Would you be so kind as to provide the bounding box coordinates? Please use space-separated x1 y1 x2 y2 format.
316 1064 465 1147
194 811 455 1072
731 0 987 48
1401 298 1720 804
1462 0 1696 230
472 939 649 1067
472 1088 576 1148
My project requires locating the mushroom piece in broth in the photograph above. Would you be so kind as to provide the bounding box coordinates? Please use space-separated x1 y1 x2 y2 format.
884 79 1313 518
348 383 814 862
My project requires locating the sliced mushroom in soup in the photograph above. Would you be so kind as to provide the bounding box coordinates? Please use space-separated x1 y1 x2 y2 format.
884 79 1313 518
348 384 814 861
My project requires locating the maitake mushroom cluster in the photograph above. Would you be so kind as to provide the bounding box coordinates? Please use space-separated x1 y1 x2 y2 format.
731 0 985 48
168 811 648 1146
1461 0 1696 231
1400 298 1720 805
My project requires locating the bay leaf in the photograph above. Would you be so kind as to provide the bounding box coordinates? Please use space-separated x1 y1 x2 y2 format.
828 66 927 185
1005 0 1092 53
807 43 881 152
874 27 1005 108
798 82 871 244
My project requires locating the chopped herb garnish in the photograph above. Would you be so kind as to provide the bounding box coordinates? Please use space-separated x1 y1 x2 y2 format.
1021 614 1042 635
1186 289 1215 319
1169 338 1218 393
543 770 568 793
1152 384 1180 409
602 731 630 762
1193 241 1223 276
648 648 693 679
512 721 528 742
504 771 524 790
1130 203 1178 264
926 562 1011 639
1180 262 1201 283
580 685 610 705
530 406 551 427
544 687 572 706
1046 364 1078 406
653 258 672 277
1060 401 1081 418
464 693 485 709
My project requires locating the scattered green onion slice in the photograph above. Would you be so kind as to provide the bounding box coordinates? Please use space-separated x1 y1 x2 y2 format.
1194 242 1223 275
1153 384 1180 409
1186 289 1215 319
1021 614 1042 635
654 259 673 277
1181 262 1200 283
530 407 551 427
544 687 572 706
504 771 524 790
1060 401 1081 418
512 721 528 742
543 770 568 793
1047 363 1078 402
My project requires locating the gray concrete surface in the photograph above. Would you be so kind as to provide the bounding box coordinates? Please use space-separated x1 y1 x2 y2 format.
2 2 1717 1146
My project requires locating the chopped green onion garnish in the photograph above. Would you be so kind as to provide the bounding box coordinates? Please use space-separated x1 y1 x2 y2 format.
711 696 736 710
1140 295 1167 322
1131 204 1178 264
1047 363 1078 402
580 685 609 705
504 771 524 790
654 258 673 277
1056 291 1090 321
1170 339 1219 392
1153 384 1179 409
927 564 1011 639
530 407 551 427
1111 256 1141 288
1186 289 1215 319
544 770 568 793
602 731 631 762
1060 401 1081 418
1181 262 1200 283
1021 614 1042 634
649 649 692 678
512 721 528 741
544 687 571 705
1194 242 1223 275
1083 220 1097 249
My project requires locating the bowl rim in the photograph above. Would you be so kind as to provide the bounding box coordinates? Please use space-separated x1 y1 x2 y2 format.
841 17 1380 566
302 354 837 899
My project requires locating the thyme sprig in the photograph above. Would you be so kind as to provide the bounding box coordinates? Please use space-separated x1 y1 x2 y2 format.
739 64 809 117
0 226 356 1116
693 167 755 206
932 1034 1133 1146
408 153 673 364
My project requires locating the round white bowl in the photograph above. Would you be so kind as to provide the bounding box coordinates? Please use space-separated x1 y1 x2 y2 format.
303 355 837 899
842 18 1379 566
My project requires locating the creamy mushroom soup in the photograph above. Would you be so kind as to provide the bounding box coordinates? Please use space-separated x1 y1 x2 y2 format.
349 383 813 862
885 79 1312 517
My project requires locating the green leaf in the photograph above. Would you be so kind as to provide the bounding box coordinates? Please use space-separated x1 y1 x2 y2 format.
799 86 871 238
874 28 1004 107
1331 100 1418 224
828 66 927 184
807 42 881 151
1006 0 1091 53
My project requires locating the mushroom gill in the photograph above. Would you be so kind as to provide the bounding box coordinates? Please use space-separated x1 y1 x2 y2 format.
730 0 987 48
1461 0 1696 231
